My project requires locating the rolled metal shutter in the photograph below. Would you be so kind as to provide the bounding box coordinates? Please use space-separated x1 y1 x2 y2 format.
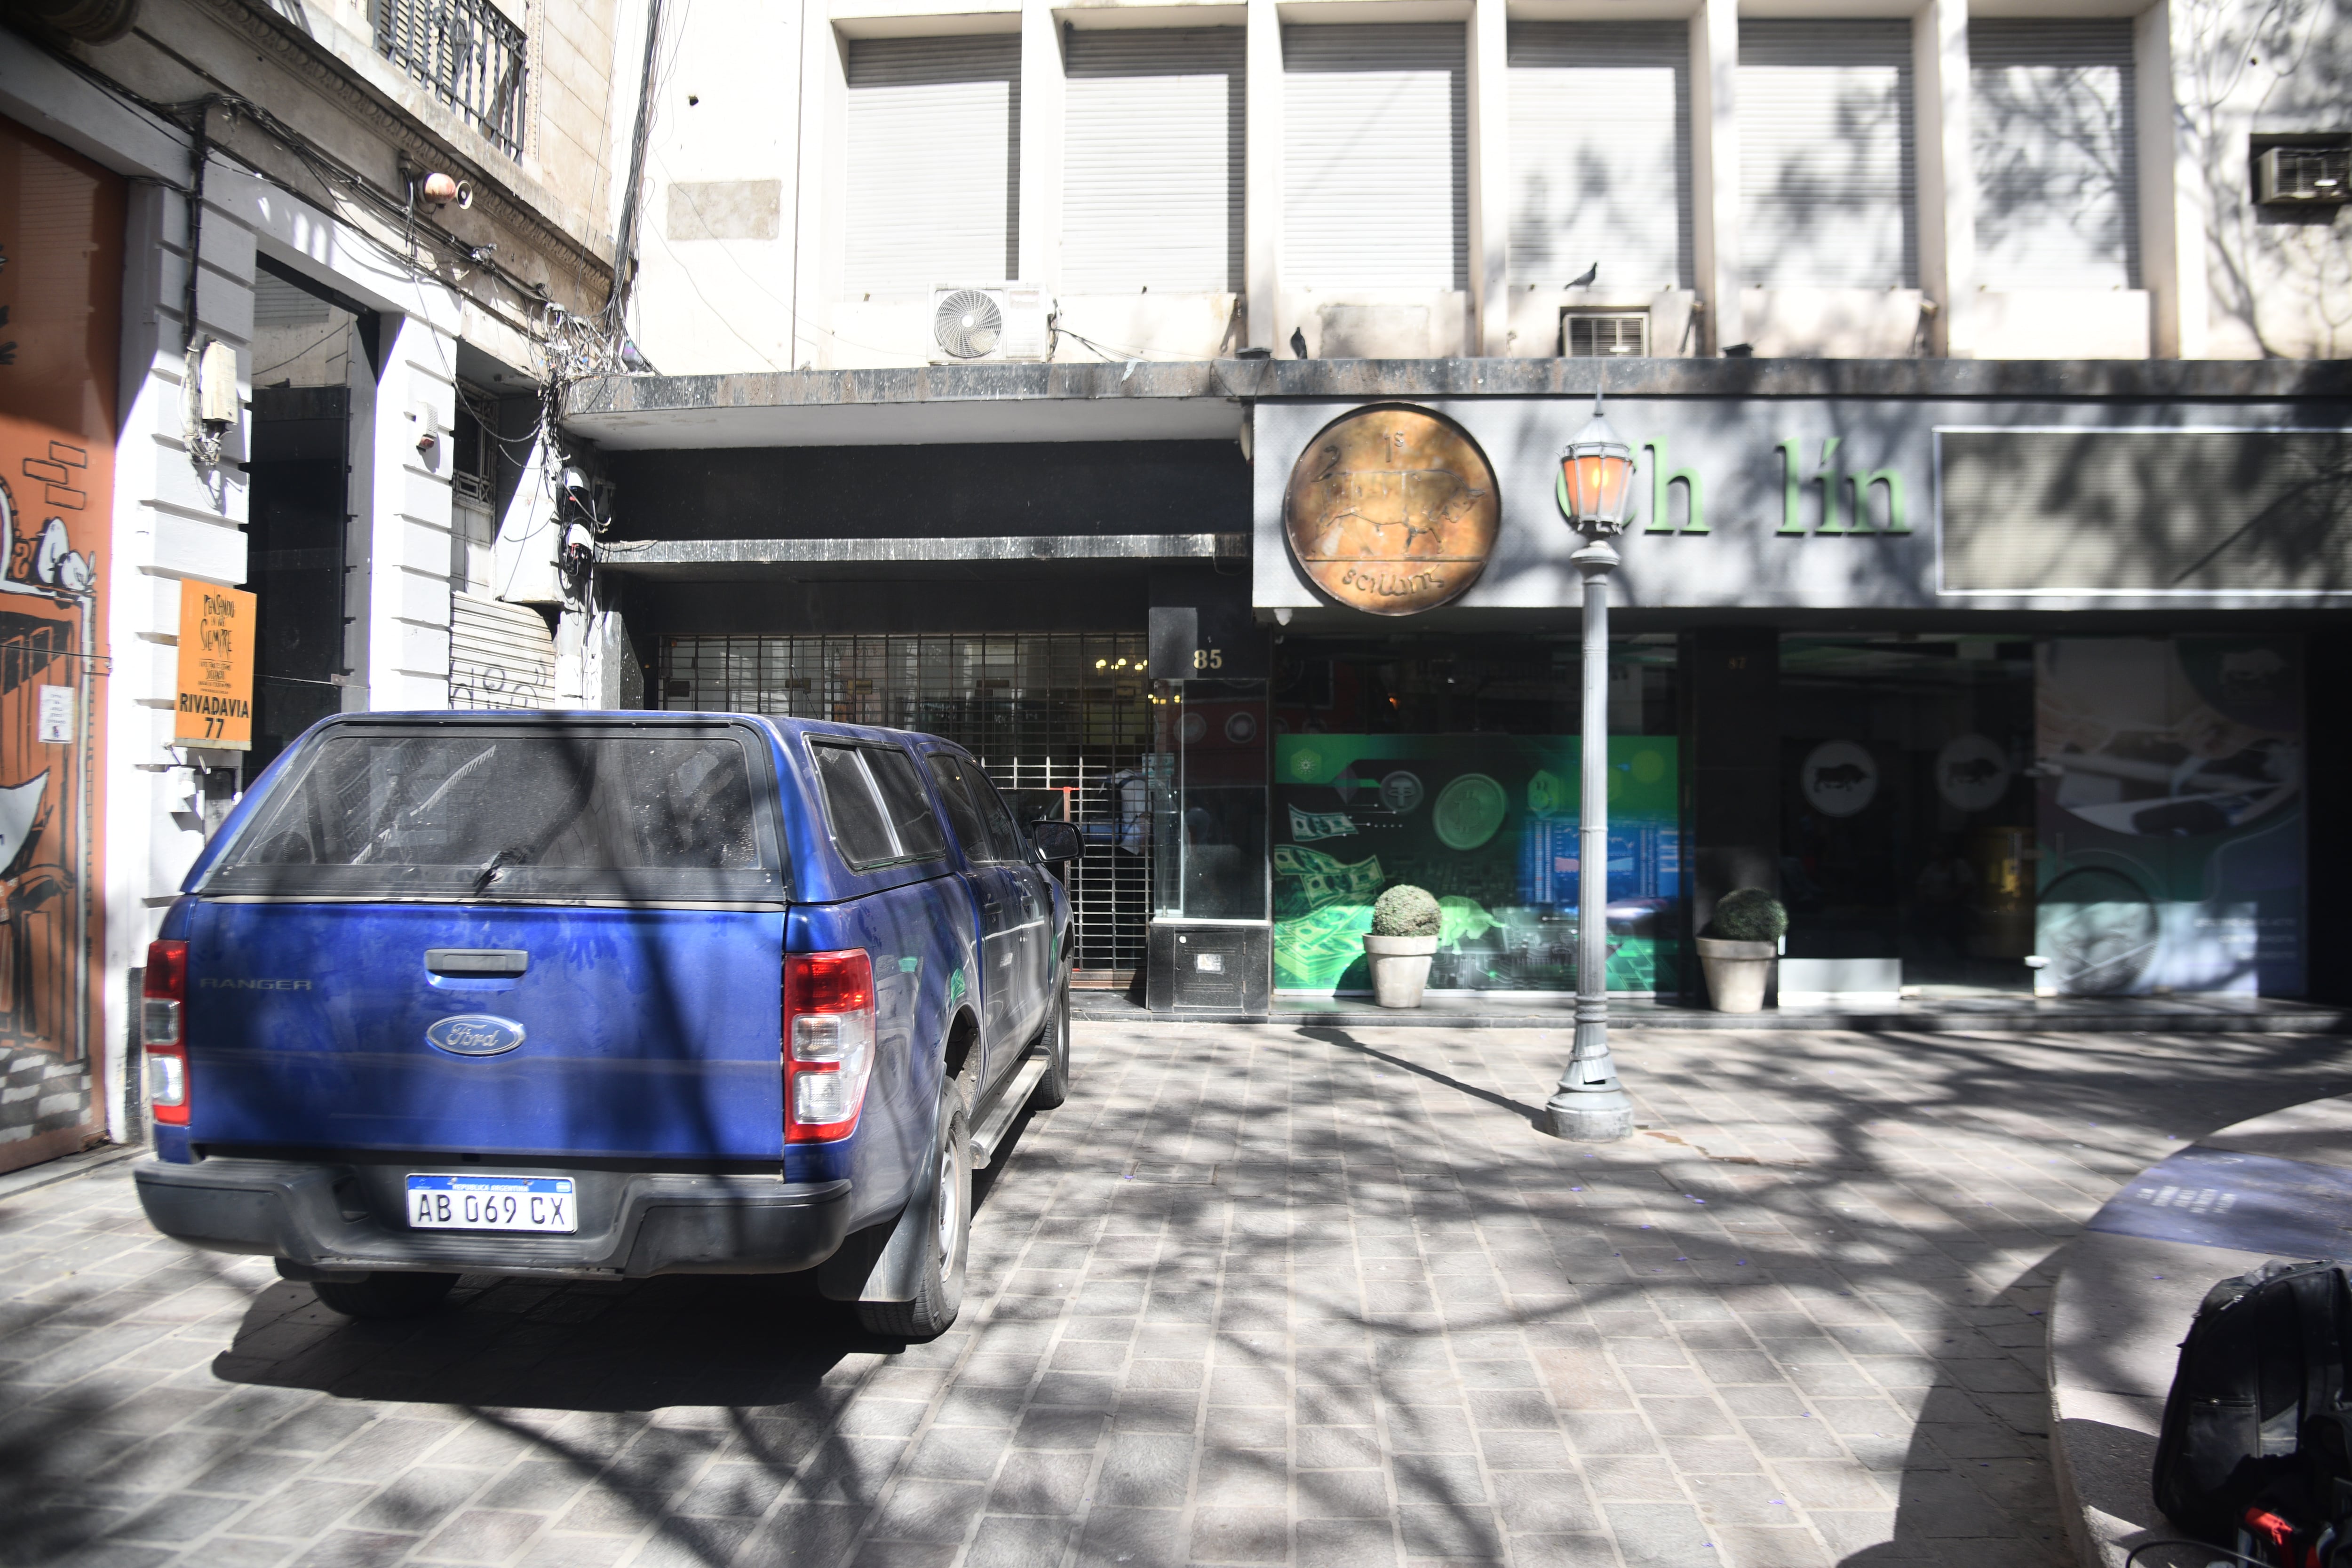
1738 21 1916 289
1283 24 1468 290
1508 22 1692 292
844 36 1021 298
449 594 556 710
1063 29 1244 294
1970 20 2137 290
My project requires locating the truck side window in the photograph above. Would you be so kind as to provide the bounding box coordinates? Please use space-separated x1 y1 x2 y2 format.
864 748 947 860
972 773 1027 865
924 754 993 861
811 744 897 868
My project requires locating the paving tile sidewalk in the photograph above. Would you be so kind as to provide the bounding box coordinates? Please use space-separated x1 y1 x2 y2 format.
5 1023 2352 1568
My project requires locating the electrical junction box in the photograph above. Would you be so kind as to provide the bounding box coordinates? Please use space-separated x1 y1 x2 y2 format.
1146 920 1270 1016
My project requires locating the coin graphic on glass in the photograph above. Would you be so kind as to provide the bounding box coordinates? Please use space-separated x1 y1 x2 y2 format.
1379 771 1424 814
1432 773 1508 850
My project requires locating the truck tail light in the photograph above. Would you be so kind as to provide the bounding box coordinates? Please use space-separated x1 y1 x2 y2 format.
144 939 189 1126
784 949 875 1142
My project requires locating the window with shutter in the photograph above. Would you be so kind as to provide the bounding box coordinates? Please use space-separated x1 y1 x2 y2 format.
843 36 1021 298
1063 29 1244 294
1508 23 1692 293
1283 24 1468 291
1970 20 2138 292
1738 21 1917 290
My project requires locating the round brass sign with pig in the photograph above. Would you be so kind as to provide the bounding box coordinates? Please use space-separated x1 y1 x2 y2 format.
1283 406 1500 615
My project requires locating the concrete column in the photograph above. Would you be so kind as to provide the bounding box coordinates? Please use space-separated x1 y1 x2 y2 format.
358 314 457 712
1467 0 1510 357
1680 627 1780 1002
1688 0 1741 354
2136 0 2202 358
1018 0 1064 290
105 147 257 1144
1913 0 1972 357
1245 0 1282 352
795 14 847 368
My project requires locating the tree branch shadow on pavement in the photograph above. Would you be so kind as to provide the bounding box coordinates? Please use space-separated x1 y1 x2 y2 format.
1266 1023 2352 1568
1296 1024 1554 1128
182 1114 1044 1568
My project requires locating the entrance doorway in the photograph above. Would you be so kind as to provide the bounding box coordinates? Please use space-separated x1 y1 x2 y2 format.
246 260 369 775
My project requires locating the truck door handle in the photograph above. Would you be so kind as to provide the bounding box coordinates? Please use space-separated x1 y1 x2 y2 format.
426 948 529 978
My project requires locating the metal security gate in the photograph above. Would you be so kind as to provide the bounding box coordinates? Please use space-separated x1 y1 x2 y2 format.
450 593 556 710
659 634 1154 986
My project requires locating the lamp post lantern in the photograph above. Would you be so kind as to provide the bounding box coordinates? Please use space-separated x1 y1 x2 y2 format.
1546 393 1640 1143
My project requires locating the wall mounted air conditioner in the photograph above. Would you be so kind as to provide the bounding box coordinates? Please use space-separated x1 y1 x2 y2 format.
2257 142 2351 205
1560 309 1650 358
930 284 1050 363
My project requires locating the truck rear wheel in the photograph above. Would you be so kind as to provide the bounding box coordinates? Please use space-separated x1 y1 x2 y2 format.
310 1271 459 1320
1031 978 1071 1111
856 1083 969 1339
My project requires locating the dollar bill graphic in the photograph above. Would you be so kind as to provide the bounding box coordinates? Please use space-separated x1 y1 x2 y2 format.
1273 844 1385 913
1288 804 1359 842
1274 904 1375 989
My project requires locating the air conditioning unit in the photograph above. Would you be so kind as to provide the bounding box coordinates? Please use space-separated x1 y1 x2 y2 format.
1560 309 1650 358
929 283 1050 363
2257 142 2351 205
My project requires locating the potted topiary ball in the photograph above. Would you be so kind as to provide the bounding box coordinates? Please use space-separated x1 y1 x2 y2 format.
1696 888 1786 1013
1364 885 1443 1009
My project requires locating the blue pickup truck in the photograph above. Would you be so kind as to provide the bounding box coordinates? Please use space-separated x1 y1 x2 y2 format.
134 713 1078 1337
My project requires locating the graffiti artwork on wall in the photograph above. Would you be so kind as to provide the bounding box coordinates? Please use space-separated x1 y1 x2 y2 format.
0 113 121 1171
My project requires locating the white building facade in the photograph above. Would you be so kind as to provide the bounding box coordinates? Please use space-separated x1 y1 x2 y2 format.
623 0 2350 374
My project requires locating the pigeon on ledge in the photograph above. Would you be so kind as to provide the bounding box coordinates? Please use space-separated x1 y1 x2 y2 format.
1567 262 1598 288
1290 326 1310 359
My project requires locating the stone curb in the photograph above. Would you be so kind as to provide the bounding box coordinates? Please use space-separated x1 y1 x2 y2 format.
2049 1092 2352 1568
0 1139 143 1202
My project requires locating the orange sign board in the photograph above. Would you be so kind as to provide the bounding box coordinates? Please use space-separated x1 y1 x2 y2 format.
175 581 257 750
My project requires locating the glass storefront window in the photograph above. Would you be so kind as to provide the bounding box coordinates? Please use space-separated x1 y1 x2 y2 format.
1267 636 1682 996
1779 637 2037 991
1150 678 1269 921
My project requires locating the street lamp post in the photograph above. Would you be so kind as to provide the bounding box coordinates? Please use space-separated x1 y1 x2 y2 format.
1546 394 1639 1144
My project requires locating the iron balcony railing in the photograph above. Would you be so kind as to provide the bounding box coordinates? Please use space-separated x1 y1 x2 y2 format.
375 0 528 159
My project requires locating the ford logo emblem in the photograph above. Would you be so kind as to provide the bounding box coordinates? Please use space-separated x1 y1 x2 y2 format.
425 1014 527 1057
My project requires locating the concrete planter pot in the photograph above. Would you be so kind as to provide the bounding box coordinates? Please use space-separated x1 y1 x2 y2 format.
1363 933 1440 1009
1696 937 1777 1013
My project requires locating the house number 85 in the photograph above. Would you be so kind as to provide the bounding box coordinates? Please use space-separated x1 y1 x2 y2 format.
1192 648 1223 670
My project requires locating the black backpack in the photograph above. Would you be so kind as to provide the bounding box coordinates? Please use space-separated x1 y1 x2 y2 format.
2154 1259 2352 1543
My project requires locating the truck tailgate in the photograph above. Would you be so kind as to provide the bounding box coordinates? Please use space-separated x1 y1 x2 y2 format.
183 901 785 1162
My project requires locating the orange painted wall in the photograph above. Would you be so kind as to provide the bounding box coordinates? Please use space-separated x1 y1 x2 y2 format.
0 111 124 1171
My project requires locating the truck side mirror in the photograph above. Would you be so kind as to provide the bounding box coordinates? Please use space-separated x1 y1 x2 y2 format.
1030 821 1081 863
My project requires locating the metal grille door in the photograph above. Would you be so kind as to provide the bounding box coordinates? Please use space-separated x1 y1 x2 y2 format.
1738 20 1918 289
1509 22 1693 293
1970 20 2138 291
659 634 1155 985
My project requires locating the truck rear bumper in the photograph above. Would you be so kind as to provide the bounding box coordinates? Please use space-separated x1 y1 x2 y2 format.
134 1157 854 1280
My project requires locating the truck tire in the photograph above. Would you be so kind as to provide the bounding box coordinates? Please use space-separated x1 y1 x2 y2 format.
856 1082 969 1339
1031 977 1071 1111
310 1271 459 1320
